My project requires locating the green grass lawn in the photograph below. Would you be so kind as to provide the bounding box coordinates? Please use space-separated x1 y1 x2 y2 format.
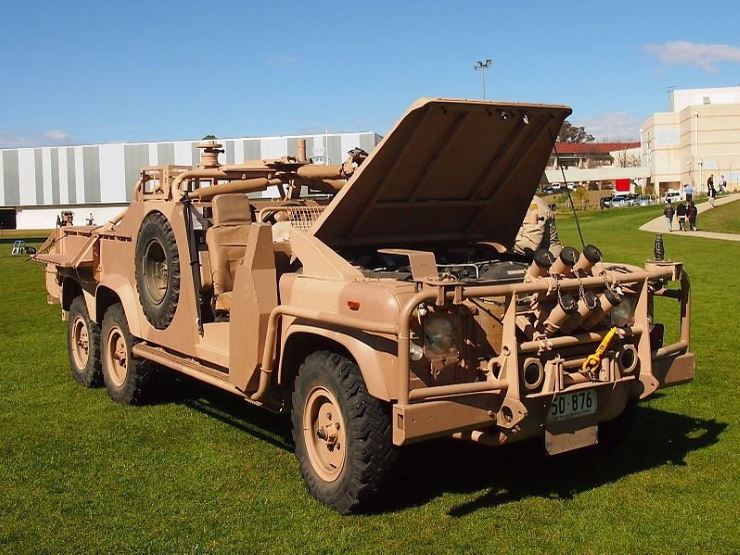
0 228 52 239
696 197 740 234
1 207 738 553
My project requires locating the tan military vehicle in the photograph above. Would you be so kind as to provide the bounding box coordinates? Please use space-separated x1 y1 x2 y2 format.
35 99 694 513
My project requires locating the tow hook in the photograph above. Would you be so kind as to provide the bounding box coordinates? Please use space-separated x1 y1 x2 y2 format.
582 326 618 379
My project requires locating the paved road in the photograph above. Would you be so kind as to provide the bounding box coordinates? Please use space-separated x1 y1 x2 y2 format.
639 193 740 241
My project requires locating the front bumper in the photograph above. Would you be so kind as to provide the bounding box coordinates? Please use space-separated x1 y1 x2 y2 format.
392 261 694 447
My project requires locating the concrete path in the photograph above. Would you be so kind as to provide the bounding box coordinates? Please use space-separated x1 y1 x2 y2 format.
639 193 740 242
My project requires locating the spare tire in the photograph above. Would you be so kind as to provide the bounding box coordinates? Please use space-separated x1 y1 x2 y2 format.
135 211 180 329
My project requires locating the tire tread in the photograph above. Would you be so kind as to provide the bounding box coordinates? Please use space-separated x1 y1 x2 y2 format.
291 351 397 514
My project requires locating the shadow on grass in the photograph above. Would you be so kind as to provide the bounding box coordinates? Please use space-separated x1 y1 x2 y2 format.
384 405 726 516
158 378 725 516
168 376 293 451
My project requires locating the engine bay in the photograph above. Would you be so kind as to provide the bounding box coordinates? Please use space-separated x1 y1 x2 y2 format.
342 243 529 283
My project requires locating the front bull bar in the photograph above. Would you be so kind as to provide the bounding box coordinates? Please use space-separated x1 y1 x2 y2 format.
395 262 691 406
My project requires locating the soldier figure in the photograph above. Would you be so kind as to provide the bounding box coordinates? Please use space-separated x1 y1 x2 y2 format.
513 195 563 257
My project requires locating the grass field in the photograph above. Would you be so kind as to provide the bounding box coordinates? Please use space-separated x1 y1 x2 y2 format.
1 207 738 553
697 197 740 234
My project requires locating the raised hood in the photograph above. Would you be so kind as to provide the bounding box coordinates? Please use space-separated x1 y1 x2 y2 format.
310 98 571 248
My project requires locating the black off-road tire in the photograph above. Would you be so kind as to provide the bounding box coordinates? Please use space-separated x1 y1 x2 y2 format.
101 303 156 405
67 295 102 387
291 351 398 514
135 211 180 330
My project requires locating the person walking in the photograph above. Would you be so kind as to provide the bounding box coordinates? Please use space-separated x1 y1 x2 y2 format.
707 174 714 195
687 201 698 231
676 201 687 231
683 183 694 202
708 183 717 208
719 175 727 194
663 199 675 232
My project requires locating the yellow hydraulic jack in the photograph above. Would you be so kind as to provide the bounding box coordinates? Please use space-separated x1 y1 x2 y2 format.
581 326 619 379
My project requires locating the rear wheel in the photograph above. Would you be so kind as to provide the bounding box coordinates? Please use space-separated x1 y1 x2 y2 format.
101 303 155 404
67 296 102 387
291 351 397 514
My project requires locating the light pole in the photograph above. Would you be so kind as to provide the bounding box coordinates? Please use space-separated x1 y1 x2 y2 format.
473 59 493 100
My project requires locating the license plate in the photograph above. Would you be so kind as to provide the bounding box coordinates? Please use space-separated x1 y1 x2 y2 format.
548 390 597 422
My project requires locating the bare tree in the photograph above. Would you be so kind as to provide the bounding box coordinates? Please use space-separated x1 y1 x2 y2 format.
614 149 641 167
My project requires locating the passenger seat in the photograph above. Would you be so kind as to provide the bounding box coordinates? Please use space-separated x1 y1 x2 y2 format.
205 194 253 313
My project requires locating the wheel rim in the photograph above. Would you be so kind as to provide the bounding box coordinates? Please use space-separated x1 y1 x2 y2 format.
71 315 90 369
143 239 168 305
106 326 128 387
303 386 347 482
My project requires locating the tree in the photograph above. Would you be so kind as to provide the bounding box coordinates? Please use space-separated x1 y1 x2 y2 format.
557 121 595 143
614 149 641 167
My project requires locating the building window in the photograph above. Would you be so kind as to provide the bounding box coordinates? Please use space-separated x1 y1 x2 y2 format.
703 96 710 105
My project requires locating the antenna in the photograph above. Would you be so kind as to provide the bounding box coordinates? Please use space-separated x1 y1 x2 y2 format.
550 137 586 250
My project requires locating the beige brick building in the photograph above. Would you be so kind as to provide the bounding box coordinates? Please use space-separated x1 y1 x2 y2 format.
640 86 740 194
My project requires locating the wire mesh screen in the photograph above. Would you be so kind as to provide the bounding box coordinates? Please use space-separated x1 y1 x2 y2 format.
284 206 325 231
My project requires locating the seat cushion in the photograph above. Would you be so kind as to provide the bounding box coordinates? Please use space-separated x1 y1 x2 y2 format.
212 194 252 225
206 225 250 295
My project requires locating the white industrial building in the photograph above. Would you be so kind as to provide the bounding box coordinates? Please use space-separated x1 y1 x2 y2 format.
0 131 380 230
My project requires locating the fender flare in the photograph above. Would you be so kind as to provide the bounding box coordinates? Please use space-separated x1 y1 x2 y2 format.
279 323 397 401
95 274 144 337
60 277 95 319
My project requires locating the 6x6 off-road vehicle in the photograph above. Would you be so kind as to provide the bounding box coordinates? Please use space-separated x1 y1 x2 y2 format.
36 99 694 513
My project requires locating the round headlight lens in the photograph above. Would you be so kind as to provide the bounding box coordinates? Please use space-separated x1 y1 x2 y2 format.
423 314 457 356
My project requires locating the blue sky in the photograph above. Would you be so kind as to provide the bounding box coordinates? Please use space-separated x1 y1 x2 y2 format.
1 0 738 147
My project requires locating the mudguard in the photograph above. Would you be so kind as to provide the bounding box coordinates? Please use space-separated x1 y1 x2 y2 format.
280 322 397 401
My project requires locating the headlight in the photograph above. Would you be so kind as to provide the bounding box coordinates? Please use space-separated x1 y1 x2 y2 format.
611 295 636 327
423 314 457 356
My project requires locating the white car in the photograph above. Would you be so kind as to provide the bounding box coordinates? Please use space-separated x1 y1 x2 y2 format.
663 191 684 204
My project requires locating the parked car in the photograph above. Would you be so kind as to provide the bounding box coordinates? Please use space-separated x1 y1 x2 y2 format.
663 191 684 204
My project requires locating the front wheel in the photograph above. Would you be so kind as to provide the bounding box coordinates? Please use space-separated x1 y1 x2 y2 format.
101 303 156 405
291 351 397 514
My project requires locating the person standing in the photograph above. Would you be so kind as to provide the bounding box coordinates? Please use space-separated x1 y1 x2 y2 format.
676 201 687 231
687 201 698 231
708 183 717 208
663 199 675 232
683 182 694 202
513 195 563 257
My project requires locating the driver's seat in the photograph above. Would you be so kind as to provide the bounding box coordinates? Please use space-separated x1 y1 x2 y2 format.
205 194 253 312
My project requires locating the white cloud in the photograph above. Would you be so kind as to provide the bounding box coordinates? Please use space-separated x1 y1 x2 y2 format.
0 128 73 148
42 128 71 141
265 54 299 67
573 112 641 141
644 41 740 73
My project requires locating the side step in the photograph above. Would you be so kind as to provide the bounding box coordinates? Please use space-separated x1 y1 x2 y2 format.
132 342 264 408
